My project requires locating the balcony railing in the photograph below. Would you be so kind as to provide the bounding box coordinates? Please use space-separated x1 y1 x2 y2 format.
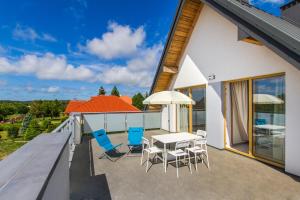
51 115 76 167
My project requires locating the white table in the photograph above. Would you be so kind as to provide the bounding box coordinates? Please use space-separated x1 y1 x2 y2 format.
254 124 285 135
151 132 201 173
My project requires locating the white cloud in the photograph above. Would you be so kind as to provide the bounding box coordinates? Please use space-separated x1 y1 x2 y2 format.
85 22 145 59
13 24 57 42
47 86 60 93
98 43 163 87
2 21 163 88
41 33 57 42
0 53 95 81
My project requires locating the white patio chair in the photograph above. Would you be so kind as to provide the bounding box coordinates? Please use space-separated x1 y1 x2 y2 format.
196 130 207 141
140 137 163 172
186 137 210 173
167 140 190 178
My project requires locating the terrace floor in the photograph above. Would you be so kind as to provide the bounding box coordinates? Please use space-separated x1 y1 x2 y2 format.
70 130 300 200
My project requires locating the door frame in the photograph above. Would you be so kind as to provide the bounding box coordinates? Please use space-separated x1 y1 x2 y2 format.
223 72 285 168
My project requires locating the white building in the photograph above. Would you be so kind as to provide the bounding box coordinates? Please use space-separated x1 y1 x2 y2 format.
150 0 300 176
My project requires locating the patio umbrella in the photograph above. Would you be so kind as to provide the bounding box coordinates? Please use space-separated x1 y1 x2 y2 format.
143 91 195 132
143 91 195 105
253 94 284 104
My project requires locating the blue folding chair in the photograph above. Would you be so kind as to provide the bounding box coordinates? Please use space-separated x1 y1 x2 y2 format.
255 118 267 125
127 127 144 156
92 129 123 162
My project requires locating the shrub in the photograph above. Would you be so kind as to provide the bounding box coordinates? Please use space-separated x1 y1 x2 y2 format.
46 123 56 133
60 115 68 123
24 119 41 140
7 125 20 138
40 119 51 131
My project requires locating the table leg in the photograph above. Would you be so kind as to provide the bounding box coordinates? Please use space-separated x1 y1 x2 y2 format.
164 143 167 173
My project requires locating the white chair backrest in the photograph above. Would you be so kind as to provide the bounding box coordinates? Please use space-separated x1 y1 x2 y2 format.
196 130 207 139
142 137 150 149
194 138 206 147
175 140 190 150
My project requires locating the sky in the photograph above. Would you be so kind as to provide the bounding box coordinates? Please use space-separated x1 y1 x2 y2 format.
250 0 292 16
0 0 291 101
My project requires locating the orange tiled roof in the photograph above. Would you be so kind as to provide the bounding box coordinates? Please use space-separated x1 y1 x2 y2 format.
120 96 132 105
65 100 86 114
65 96 140 113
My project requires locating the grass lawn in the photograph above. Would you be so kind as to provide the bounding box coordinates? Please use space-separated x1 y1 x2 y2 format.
0 130 8 140
0 139 27 160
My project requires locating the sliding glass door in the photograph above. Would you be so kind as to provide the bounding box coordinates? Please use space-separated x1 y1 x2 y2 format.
252 75 285 164
225 74 285 166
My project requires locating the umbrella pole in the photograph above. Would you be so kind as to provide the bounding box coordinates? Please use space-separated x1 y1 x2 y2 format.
168 105 171 132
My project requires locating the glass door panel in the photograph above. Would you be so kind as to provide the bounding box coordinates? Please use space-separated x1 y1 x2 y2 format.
191 87 206 131
179 105 189 132
179 89 190 132
253 75 285 164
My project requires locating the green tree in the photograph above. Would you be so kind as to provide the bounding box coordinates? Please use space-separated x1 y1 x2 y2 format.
132 93 145 110
29 100 44 117
111 86 120 96
24 119 41 140
15 103 29 114
47 100 61 118
98 86 106 95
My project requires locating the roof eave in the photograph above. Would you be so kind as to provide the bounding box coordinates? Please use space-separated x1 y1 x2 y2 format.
202 0 300 69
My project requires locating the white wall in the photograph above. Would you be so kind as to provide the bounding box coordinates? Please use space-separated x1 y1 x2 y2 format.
206 83 224 149
169 5 300 176
161 105 177 132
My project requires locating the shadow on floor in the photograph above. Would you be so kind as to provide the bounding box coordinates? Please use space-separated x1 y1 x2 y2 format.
70 136 112 200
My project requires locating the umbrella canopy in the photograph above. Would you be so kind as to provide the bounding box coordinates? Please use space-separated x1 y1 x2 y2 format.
253 94 284 104
143 91 195 105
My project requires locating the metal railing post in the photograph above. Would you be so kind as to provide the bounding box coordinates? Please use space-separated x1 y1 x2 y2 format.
125 113 127 133
143 112 145 131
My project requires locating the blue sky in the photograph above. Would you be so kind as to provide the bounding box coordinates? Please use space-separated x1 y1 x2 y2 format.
0 0 179 100
250 0 291 16
0 0 290 101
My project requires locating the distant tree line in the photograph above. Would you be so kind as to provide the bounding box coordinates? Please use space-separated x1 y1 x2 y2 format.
0 100 68 121
29 100 67 118
98 85 120 96
0 102 29 121
98 86 149 110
